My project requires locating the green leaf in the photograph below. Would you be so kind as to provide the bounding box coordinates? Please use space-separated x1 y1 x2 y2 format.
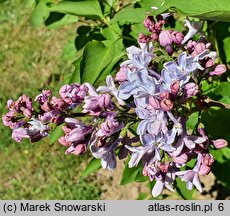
80 41 115 84
49 125 63 144
130 22 149 40
105 0 114 7
102 23 122 41
110 7 146 24
212 22 230 63
186 112 199 130
175 178 194 200
210 148 230 189
120 159 148 185
81 157 101 178
49 0 103 20
30 0 50 27
69 56 82 84
94 39 125 86
61 39 77 61
46 14 78 29
207 82 230 104
201 108 230 142
152 0 230 22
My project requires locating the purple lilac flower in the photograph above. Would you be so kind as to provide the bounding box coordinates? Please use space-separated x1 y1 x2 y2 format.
162 52 198 90
181 18 203 44
118 68 157 101
90 134 120 171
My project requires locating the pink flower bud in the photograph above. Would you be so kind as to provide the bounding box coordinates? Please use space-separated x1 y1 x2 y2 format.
198 153 214 176
158 162 170 173
58 136 70 147
7 99 14 110
115 66 127 82
159 91 170 99
185 82 199 98
150 32 159 40
209 64 227 76
22 108 32 118
205 59 215 68
79 84 88 92
138 33 150 43
155 21 164 31
202 153 214 166
98 94 111 108
72 144 87 155
191 42 206 56
212 139 228 149
149 96 160 109
172 153 188 164
144 16 155 32
41 101 51 112
186 40 197 53
171 31 184 45
50 97 66 110
159 30 173 47
160 99 173 111
199 165 211 176
170 80 180 95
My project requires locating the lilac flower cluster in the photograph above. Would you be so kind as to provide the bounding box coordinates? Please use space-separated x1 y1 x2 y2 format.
2 14 228 197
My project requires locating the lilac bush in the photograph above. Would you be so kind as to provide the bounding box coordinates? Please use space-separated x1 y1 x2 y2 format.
2 13 228 198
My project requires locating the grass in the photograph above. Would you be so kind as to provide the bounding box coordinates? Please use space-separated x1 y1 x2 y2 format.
0 0 101 199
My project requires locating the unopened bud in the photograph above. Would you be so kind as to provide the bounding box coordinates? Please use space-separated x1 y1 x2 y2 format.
170 80 180 95
185 82 199 98
160 99 173 111
205 59 215 68
159 30 173 46
209 64 227 76
212 139 228 149
171 31 184 45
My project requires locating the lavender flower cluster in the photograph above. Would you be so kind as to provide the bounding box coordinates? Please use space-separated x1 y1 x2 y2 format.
2 14 228 197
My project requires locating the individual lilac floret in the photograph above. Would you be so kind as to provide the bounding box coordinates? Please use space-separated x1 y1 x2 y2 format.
121 42 154 69
162 52 198 90
181 18 203 44
126 131 175 168
90 134 120 171
83 83 114 116
173 133 206 157
143 162 176 197
115 66 128 83
65 143 87 156
35 90 51 104
175 154 203 192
